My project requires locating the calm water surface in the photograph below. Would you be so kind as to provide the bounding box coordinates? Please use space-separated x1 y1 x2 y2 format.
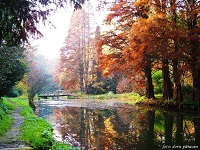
37 99 200 150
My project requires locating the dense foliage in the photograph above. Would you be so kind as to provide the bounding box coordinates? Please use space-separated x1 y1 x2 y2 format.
57 4 115 94
98 0 200 108
0 47 27 97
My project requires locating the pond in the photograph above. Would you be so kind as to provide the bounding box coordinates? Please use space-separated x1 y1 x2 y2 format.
37 99 200 150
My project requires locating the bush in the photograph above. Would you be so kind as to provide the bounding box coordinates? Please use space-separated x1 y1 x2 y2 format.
6 87 24 98
152 70 163 94
0 98 16 114
6 88 18 97
88 77 118 94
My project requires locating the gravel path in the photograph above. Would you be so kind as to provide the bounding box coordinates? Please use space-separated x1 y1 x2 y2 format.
0 99 32 150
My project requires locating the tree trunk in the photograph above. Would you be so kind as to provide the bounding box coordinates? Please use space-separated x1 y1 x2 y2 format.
170 1 183 105
144 65 155 99
28 91 37 110
193 116 200 147
192 69 200 102
29 99 36 110
162 59 173 100
186 0 200 105
172 59 183 106
79 61 84 93
190 37 200 105
84 83 88 94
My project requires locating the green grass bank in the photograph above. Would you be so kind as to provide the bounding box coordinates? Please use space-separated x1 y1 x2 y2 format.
79 92 199 112
0 97 79 150
0 98 15 136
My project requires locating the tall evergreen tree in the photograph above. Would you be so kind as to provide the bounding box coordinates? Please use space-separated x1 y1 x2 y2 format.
59 5 94 93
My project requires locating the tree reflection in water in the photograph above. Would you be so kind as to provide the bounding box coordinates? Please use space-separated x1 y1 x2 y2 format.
38 102 199 150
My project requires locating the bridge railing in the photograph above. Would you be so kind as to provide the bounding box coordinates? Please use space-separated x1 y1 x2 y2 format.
38 90 78 99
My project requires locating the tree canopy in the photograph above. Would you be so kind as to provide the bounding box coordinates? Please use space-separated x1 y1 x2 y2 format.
98 0 200 106
0 0 86 98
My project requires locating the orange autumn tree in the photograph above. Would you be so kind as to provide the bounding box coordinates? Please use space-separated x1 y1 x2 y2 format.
148 0 200 103
99 0 155 98
184 0 200 102
59 8 91 92
99 0 200 106
59 4 106 94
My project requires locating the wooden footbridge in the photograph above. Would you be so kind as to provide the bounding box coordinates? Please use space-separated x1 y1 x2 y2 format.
38 90 78 100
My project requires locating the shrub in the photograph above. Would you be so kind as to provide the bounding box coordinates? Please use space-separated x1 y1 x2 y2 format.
152 70 163 94
88 77 118 94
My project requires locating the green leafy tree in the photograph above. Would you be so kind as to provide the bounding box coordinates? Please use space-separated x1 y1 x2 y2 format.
0 47 27 97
